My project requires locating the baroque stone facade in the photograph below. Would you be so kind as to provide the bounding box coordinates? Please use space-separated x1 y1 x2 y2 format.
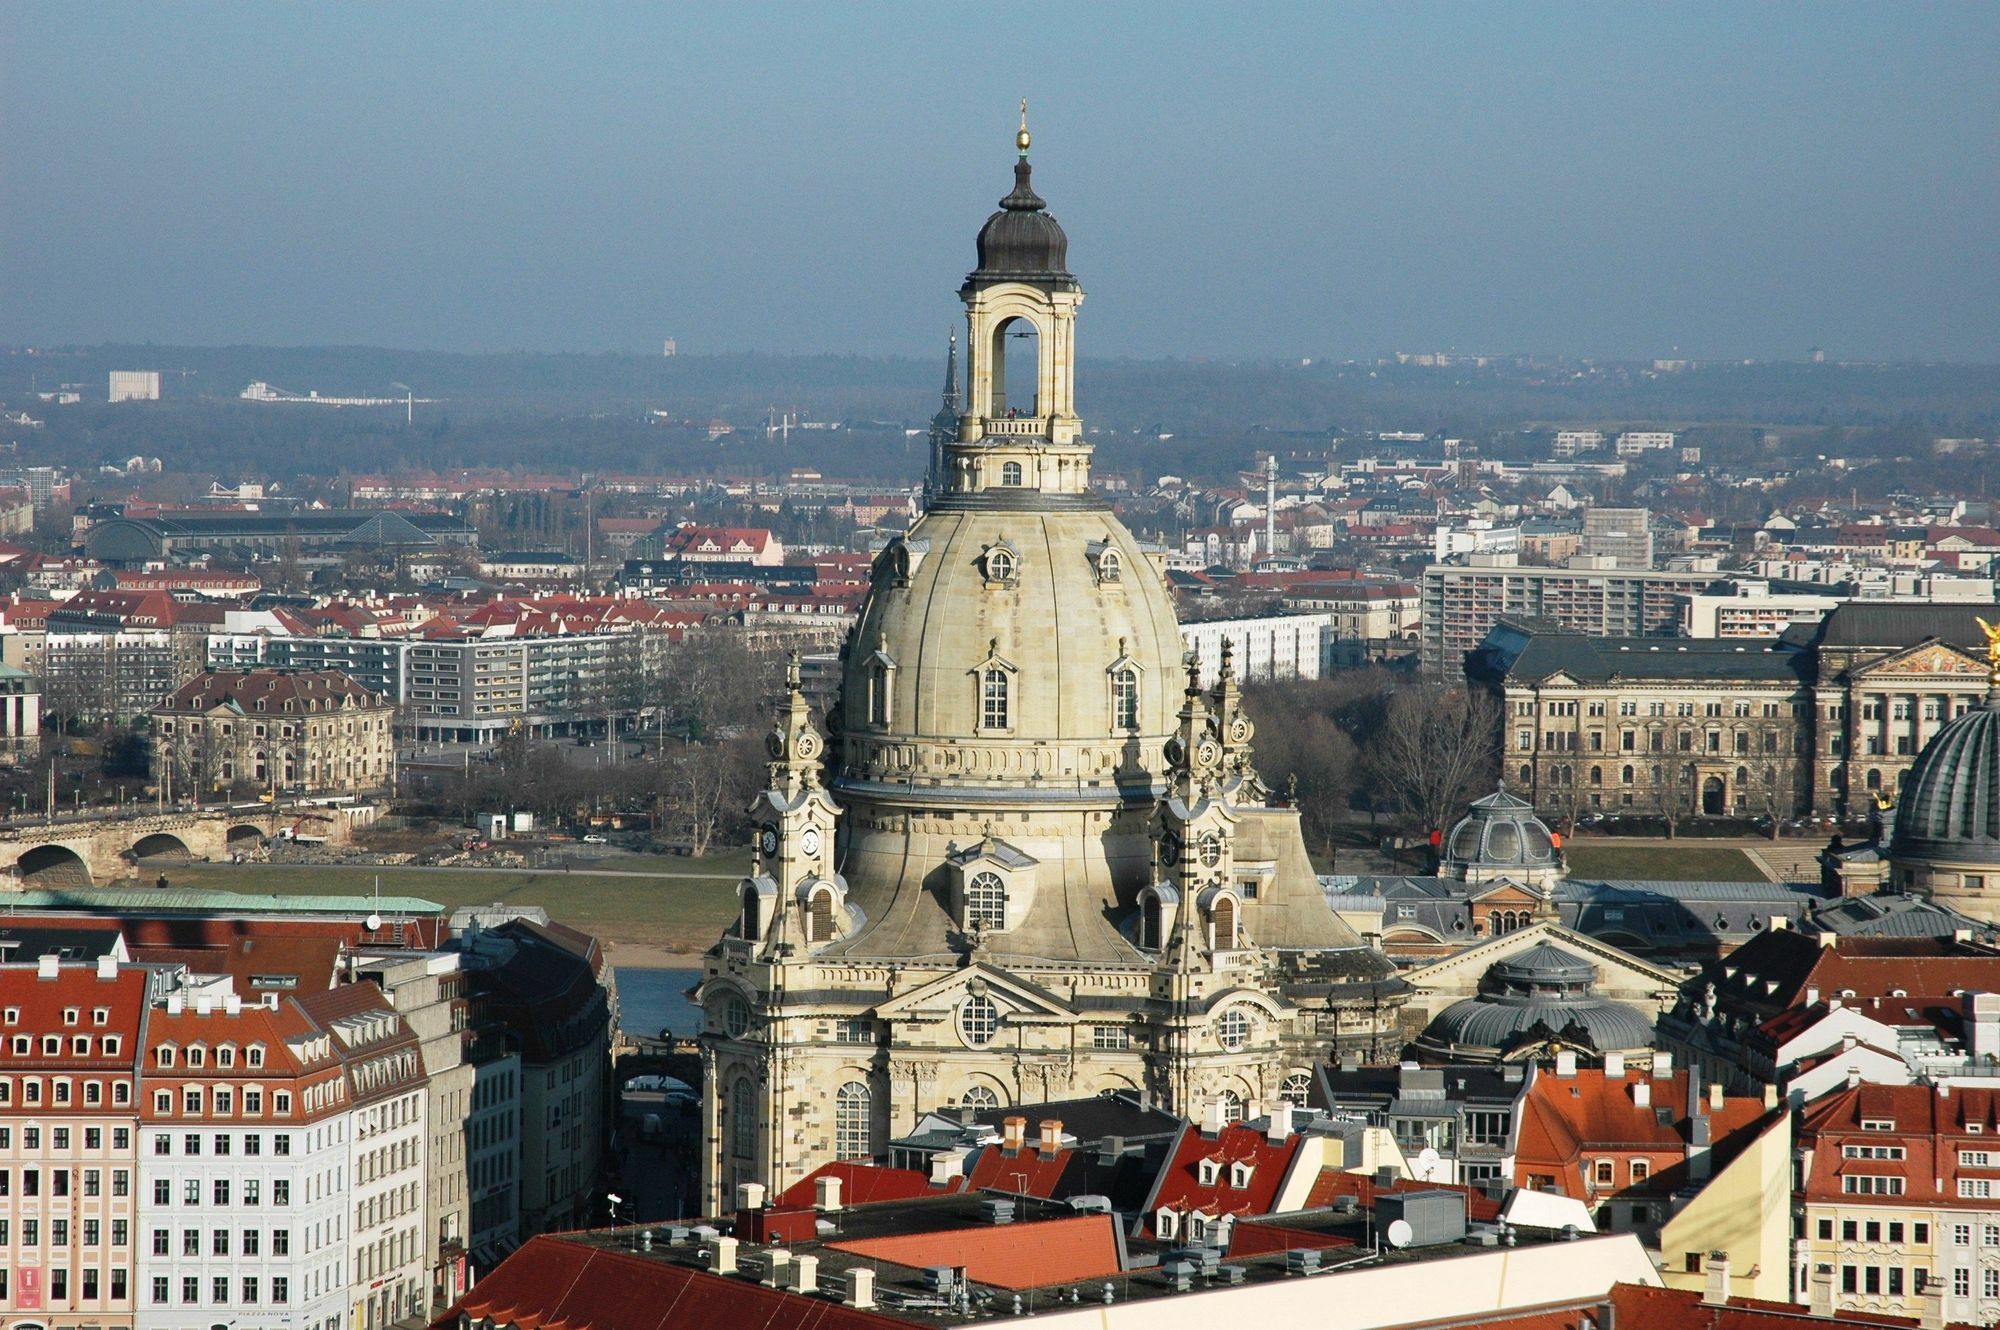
697 122 1408 1211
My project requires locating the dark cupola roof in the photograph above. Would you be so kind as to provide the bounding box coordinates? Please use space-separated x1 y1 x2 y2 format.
1893 673 2000 868
972 104 1073 283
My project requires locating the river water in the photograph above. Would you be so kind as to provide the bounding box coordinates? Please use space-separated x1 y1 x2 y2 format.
614 966 704 1041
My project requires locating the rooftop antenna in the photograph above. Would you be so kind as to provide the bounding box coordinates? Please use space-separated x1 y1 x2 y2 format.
366 874 382 933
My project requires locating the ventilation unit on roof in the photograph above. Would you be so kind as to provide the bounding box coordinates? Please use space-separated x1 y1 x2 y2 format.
981 1197 1016 1225
1285 1248 1322 1275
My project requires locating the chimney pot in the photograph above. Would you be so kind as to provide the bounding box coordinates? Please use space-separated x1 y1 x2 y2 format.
792 1254 819 1295
707 1235 738 1276
95 954 116 981
1038 1118 1064 1157
1702 1252 1732 1306
1604 1051 1626 1078
843 1267 875 1309
1555 1050 1577 1077
736 1181 765 1212
1267 1102 1294 1144
35 953 57 980
814 1175 843 1213
1001 1116 1027 1152
1652 1051 1673 1078
1708 1083 1723 1111
1632 1080 1652 1108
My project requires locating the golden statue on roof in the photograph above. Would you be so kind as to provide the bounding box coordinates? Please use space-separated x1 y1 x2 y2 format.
1978 615 2000 684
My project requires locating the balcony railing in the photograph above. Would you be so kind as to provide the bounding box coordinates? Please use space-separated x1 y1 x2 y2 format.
980 417 1049 437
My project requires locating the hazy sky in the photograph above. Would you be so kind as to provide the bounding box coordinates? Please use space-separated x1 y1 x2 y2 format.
5 4 1998 362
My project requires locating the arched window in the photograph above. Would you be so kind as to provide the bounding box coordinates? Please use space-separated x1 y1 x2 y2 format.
807 889 836 943
1278 1072 1313 1106
1216 1007 1250 1051
958 996 1000 1046
1098 550 1122 583
740 886 761 941
1488 910 1502 936
967 872 1006 932
834 1081 872 1159
730 1078 755 1159
719 992 751 1038
1001 461 1023 486
981 668 1010 730
867 659 891 726
1519 764 1533 785
1589 765 1602 786
1212 896 1237 950
985 547 1016 582
958 1085 1000 1112
1140 893 1168 950
1217 1089 1246 1123
1112 667 1140 730
1865 768 1882 790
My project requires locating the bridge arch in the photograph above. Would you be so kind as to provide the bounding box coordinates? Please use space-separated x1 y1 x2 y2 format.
18 845 92 888
226 825 266 847
132 833 193 861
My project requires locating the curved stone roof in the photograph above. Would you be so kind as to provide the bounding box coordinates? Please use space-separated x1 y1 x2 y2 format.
1894 689 2000 868
973 159 1072 283
1418 941 1655 1060
1444 788 1558 871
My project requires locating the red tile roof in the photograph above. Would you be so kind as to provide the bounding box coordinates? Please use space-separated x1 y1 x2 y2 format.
1513 1068 1773 1201
436 1235 904 1330
1800 1081 2000 1210
1607 1282 1979 1329
1144 1122 1303 1231
826 1213 1121 1291
961 1144 1072 1198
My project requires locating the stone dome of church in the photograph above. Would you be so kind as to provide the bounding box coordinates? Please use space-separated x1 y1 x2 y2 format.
1416 941 1655 1064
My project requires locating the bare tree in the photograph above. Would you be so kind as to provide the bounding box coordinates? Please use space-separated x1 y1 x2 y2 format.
1363 684 1501 836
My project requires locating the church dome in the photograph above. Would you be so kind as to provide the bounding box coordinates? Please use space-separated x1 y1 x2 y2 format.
973 160 1073 282
1416 942 1655 1063
1894 688 2000 869
1444 788 1558 873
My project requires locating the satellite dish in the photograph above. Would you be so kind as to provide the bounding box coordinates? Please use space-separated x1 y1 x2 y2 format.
1385 1218 1415 1249
1415 1147 1442 1179
366 913 383 931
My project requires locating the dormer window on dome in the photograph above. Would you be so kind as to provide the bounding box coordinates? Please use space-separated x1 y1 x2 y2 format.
981 541 1020 586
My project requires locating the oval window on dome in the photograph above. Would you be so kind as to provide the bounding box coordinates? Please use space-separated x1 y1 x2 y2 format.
1522 822 1553 860
1486 820 1522 862
1449 824 1481 861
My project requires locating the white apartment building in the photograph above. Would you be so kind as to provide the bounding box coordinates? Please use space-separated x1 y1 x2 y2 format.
1551 430 1604 458
1614 431 1677 456
138 978 356 1330
1679 584 1841 638
328 1000 429 1330
1180 612 1333 687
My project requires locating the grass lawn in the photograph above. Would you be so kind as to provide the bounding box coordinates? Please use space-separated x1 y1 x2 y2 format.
153 857 747 954
1564 844 1766 882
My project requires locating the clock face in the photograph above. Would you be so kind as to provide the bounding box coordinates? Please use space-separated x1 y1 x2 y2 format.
758 828 779 856
1199 833 1222 868
1160 832 1181 867
800 828 821 857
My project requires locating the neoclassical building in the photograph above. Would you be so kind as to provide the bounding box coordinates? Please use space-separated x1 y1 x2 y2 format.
697 118 1407 1210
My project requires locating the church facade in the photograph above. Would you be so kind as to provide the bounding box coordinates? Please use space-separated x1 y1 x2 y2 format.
696 118 1408 1211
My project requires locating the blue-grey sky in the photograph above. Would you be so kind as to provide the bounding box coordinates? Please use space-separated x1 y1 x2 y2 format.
4 3 1998 362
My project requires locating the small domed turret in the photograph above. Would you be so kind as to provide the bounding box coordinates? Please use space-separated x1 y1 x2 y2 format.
973 103 1072 282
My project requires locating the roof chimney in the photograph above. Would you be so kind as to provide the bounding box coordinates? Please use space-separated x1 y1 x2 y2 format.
1202 1097 1226 1137
736 1181 766 1212
1920 1280 1948 1330
1555 1050 1577 1077
95 954 116 981
1001 1116 1027 1153
1805 986 1819 1006
1817 931 1838 949
1702 1252 1732 1306
1708 1083 1724 1112
1652 1051 1674 1078
1604 1051 1625 1078
843 1267 875 1310
814 1174 843 1213
1809 1264 1834 1317
792 1254 818 1296
1763 1084 1779 1110
35 953 57 980
1039 1118 1064 1157
1267 1102 1294 1144
705 1235 738 1276
1632 1079 1651 1109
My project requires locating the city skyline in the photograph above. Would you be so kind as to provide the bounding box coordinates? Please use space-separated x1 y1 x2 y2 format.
3 4 1998 363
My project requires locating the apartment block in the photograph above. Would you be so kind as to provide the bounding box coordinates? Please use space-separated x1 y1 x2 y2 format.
1420 555 1727 674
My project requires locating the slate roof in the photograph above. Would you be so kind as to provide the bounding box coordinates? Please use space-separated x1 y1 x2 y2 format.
1808 601 1999 650
1487 627 1811 686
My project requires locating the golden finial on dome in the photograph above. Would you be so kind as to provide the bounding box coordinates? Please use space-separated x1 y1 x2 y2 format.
1016 98 1031 157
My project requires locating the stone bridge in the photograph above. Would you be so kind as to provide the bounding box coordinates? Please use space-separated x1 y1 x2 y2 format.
0 805 358 889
